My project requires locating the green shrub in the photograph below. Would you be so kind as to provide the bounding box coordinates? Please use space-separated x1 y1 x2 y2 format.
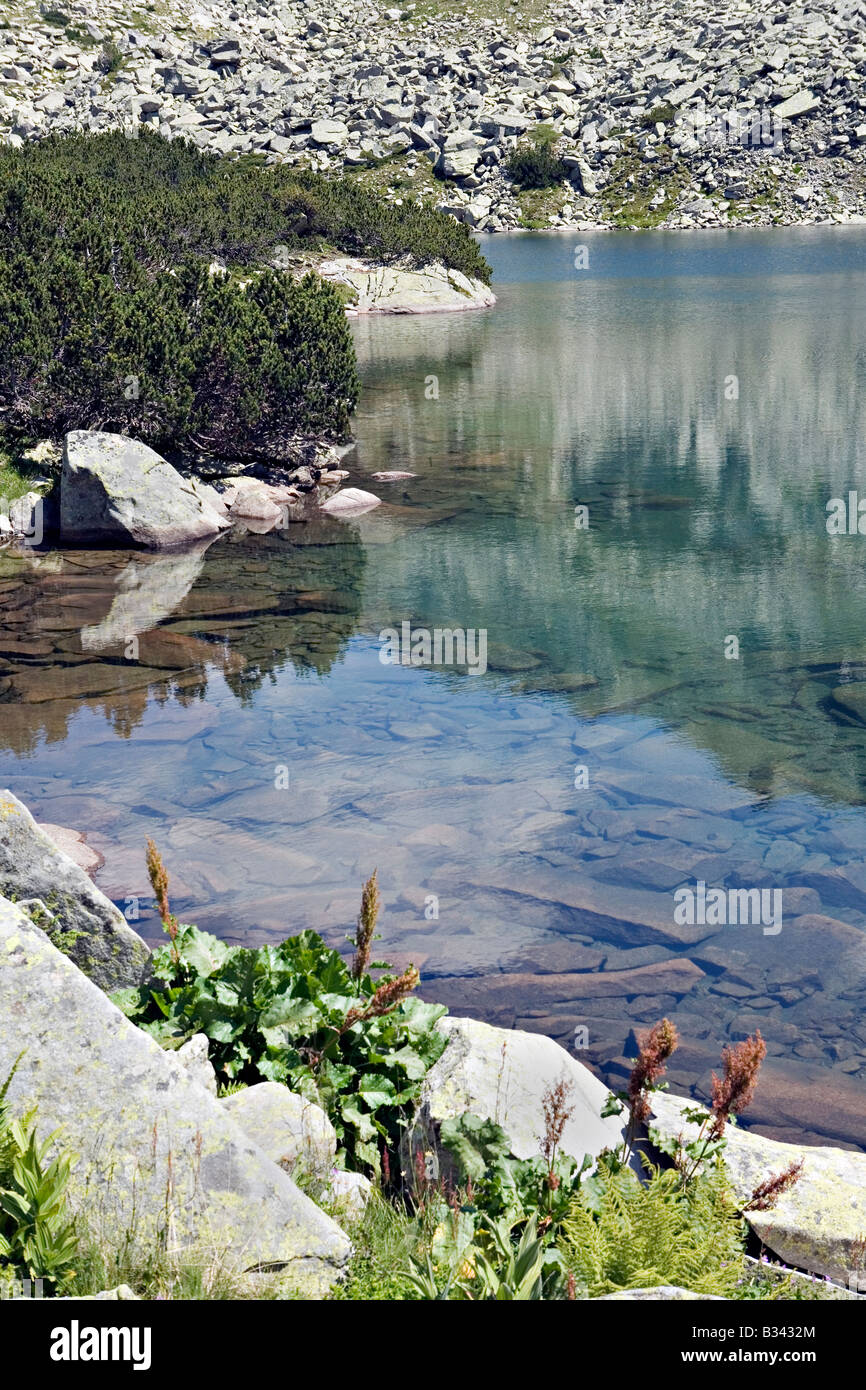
113 855 447 1176
506 127 567 190
0 1060 79 1295
640 103 676 127
0 129 490 457
0 129 490 281
96 41 126 76
438 1111 590 1233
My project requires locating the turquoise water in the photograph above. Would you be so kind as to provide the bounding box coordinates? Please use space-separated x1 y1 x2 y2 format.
3 226 866 1145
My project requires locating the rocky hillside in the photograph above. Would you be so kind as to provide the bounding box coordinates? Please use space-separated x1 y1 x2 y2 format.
1 0 864 232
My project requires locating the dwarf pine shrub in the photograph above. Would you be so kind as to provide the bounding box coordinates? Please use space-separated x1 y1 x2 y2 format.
0 130 490 457
506 125 567 190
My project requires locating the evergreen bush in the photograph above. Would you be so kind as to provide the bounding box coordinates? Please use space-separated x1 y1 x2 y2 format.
0 130 490 457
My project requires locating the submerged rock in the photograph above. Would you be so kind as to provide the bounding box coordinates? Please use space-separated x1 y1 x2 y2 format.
37 822 103 878
0 788 149 991
319 487 381 515
61 431 229 549
0 897 351 1296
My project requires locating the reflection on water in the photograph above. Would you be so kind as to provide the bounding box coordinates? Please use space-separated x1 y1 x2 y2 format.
3 226 866 1147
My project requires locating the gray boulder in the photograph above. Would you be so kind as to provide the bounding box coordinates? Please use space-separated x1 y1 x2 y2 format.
326 1170 372 1221
0 898 350 1297
311 118 349 146
176 1033 218 1097
61 431 229 549
0 788 150 991
407 1016 626 1174
221 1082 337 1179
651 1091 866 1283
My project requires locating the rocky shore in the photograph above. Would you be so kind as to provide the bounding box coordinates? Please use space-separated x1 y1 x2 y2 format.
1 0 865 232
1 785 864 1297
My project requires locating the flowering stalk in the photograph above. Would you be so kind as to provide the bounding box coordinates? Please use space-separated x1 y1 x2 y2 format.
352 869 379 984
741 1159 803 1213
146 838 180 966
623 1017 679 1160
679 1031 767 1186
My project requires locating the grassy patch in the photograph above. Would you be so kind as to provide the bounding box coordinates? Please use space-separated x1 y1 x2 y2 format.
516 182 571 228
640 103 676 127
72 1226 285 1300
600 143 690 228
329 1188 432 1300
0 452 35 503
343 151 443 207
405 0 548 28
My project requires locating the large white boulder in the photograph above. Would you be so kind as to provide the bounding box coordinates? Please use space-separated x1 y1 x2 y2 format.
408 1015 625 1168
651 1090 866 1284
0 898 350 1296
61 431 229 549
317 256 495 315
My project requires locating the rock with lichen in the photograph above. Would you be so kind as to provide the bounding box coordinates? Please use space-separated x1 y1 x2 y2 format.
0 896 351 1297
0 788 150 991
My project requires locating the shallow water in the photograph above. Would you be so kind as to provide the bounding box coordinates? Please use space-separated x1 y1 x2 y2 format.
4 226 866 1146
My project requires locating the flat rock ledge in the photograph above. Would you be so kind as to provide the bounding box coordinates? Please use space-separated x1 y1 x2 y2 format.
317 257 495 314
0 896 351 1297
651 1090 866 1285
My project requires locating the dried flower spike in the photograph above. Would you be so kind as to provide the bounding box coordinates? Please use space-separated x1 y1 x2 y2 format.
352 868 380 981
709 1031 767 1139
743 1158 804 1213
146 838 180 962
627 1017 679 1126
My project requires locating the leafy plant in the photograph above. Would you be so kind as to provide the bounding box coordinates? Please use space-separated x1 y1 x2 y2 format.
438 1111 591 1233
560 1154 747 1298
114 851 447 1175
406 1216 549 1300
0 1059 79 1294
